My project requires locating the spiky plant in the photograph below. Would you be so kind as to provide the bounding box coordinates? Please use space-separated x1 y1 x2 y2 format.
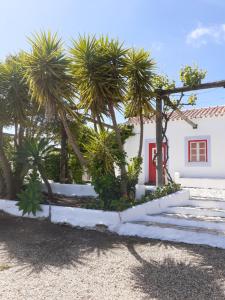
24 31 87 167
70 35 128 195
125 48 156 157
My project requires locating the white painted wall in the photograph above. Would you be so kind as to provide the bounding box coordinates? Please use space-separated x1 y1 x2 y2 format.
42 183 98 197
124 115 225 184
0 190 189 229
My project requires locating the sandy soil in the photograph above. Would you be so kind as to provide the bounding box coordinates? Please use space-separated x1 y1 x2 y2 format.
0 211 225 300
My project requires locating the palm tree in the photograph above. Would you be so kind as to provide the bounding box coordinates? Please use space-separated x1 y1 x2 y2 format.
24 31 87 168
70 35 128 195
0 55 30 198
125 49 156 158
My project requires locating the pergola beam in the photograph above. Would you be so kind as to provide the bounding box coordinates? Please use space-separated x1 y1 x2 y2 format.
159 80 225 96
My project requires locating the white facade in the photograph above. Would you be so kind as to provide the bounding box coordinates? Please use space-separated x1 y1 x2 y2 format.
124 106 225 186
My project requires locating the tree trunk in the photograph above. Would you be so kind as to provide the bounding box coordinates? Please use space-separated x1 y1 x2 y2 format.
60 123 68 183
0 127 15 199
96 114 104 132
156 97 163 187
14 125 26 195
39 165 53 199
138 112 144 158
59 110 87 168
108 102 127 196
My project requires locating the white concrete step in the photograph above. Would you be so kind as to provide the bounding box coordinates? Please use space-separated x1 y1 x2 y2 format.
117 222 225 249
137 214 225 232
166 205 225 218
188 199 225 210
155 212 225 223
129 220 225 235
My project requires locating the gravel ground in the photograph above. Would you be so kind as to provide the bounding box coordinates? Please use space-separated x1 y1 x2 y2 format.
1 212 225 300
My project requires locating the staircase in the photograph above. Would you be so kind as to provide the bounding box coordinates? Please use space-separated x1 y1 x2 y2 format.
117 188 225 249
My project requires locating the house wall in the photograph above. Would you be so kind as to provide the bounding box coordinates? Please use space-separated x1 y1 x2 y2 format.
124 115 225 184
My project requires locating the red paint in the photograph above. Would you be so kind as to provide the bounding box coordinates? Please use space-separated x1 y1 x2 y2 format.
149 143 167 185
188 139 208 162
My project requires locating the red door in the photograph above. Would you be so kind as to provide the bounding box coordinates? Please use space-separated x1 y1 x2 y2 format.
149 143 167 185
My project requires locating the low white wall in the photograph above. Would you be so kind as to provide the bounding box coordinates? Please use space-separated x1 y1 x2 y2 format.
51 205 120 228
0 200 49 219
120 190 190 223
43 183 98 197
0 189 189 230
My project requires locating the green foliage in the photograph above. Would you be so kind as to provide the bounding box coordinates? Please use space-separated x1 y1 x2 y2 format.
86 182 181 212
180 65 206 87
143 182 181 202
0 54 29 126
85 130 121 209
24 31 75 118
70 35 127 114
68 156 83 183
187 94 197 105
127 157 142 199
44 151 60 182
125 48 155 118
152 74 175 90
17 170 43 215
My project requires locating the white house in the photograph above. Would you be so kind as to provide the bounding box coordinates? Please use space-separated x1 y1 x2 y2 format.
124 105 225 189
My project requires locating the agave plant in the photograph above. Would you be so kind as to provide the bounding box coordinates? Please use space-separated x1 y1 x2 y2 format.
17 137 55 198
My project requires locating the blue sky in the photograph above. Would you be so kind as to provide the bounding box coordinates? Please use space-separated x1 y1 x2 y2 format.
1 0 225 113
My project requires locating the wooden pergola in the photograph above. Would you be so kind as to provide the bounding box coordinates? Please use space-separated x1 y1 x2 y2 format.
155 80 225 186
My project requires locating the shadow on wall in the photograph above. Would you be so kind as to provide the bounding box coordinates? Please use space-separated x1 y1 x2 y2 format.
128 242 225 300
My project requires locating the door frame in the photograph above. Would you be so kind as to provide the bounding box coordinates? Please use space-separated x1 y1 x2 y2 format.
143 138 169 184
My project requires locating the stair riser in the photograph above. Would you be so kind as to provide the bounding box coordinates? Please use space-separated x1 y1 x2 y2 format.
188 199 225 210
166 207 225 218
117 223 225 249
138 215 225 232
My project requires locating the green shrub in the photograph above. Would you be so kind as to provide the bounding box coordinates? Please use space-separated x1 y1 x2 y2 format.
143 182 181 202
44 151 60 182
68 155 83 183
127 157 142 199
17 170 43 215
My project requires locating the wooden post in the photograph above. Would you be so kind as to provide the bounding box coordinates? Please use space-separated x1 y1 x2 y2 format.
156 96 163 186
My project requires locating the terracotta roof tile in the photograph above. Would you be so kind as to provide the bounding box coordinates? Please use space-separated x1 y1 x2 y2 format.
127 105 225 125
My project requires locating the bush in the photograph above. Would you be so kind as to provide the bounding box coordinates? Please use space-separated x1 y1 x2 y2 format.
143 182 181 202
44 151 60 182
85 182 181 212
127 157 142 199
17 170 43 215
68 155 83 183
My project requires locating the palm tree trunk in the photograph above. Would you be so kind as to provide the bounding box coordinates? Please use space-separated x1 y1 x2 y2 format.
96 114 104 132
38 165 53 199
0 127 15 199
138 112 144 158
59 109 87 168
156 96 163 187
60 123 68 183
108 102 127 196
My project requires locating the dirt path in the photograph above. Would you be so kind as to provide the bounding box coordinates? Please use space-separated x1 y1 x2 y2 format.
0 211 225 300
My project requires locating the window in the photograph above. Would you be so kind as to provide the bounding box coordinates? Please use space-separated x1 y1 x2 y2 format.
188 140 208 163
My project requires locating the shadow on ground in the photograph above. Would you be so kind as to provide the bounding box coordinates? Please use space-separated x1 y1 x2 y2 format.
0 212 124 273
1 211 225 299
127 241 225 299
